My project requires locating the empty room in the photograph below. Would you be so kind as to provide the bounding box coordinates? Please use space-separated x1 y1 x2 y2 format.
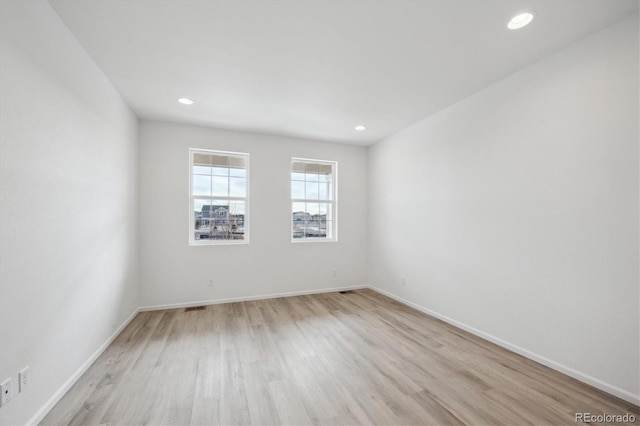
1 0 638 425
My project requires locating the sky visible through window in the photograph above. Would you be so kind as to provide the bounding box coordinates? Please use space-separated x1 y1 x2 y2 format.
191 150 248 243
291 159 335 240
192 163 247 215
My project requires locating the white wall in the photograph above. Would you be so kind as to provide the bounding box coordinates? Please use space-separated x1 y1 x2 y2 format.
368 15 639 403
0 2 139 425
1 3 635 424
139 121 367 307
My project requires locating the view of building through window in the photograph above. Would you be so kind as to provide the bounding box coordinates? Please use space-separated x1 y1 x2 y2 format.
190 149 249 244
291 158 337 241
189 151 336 244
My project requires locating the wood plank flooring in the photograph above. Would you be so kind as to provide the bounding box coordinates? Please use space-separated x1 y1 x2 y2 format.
42 289 639 425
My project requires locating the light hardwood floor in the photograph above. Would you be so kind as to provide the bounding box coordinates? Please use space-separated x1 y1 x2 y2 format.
42 289 639 425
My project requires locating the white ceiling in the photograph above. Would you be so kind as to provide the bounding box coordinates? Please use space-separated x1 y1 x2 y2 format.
49 0 638 145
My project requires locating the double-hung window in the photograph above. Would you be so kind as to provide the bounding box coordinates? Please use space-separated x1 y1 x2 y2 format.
189 149 249 245
291 158 337 242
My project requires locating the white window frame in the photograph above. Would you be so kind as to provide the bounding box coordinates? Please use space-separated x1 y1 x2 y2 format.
189 148 250 246
291 157 338 243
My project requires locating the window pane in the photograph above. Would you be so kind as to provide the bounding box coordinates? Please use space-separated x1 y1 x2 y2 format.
194 198 210 216
199 200 224 220
306 221 325 238
291 158 336 241
319 182 332 200
228 200 246 216
194 200 242 241
291 181 305 199
194 199 211 240
229 177 246 197
292 202 307 239
212 176 229 196
292 202 306 214
193 175 211 196
193 165 212 175
228 201 245 239
324 220 332 238
305 181 319 199
318 207 330 238
212 166 229 176
191 149 249 244
306 202 320 215
323 203 333 221
210 199 230 208
229 167 246 178
291 172 306 181
292 224 304 239
209 205 228 238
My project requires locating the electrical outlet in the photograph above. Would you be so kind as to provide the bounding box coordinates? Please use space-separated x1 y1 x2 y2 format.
332 270 337 277
0 378 11 407
208 279 214 287
401 277 406 286
19 367 29 392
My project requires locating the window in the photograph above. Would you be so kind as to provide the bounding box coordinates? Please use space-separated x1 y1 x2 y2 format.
190 149 249 245
291 158 337 242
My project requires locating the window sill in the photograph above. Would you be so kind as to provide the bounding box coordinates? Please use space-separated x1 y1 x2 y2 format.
189 239 249 246
291 238 337 244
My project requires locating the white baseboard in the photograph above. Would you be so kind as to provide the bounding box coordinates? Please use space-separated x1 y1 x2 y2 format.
28 285 365 424
139 284 368 312
369 286 640 407
28 284 639 426
27 308 140 426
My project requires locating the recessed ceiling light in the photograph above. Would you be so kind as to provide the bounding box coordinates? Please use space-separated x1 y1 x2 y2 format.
178 97 194 105
507 12 534 30
355 125 366 131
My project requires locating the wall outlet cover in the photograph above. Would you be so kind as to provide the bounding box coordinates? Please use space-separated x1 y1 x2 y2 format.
0 378 11 407
19 367 29 392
